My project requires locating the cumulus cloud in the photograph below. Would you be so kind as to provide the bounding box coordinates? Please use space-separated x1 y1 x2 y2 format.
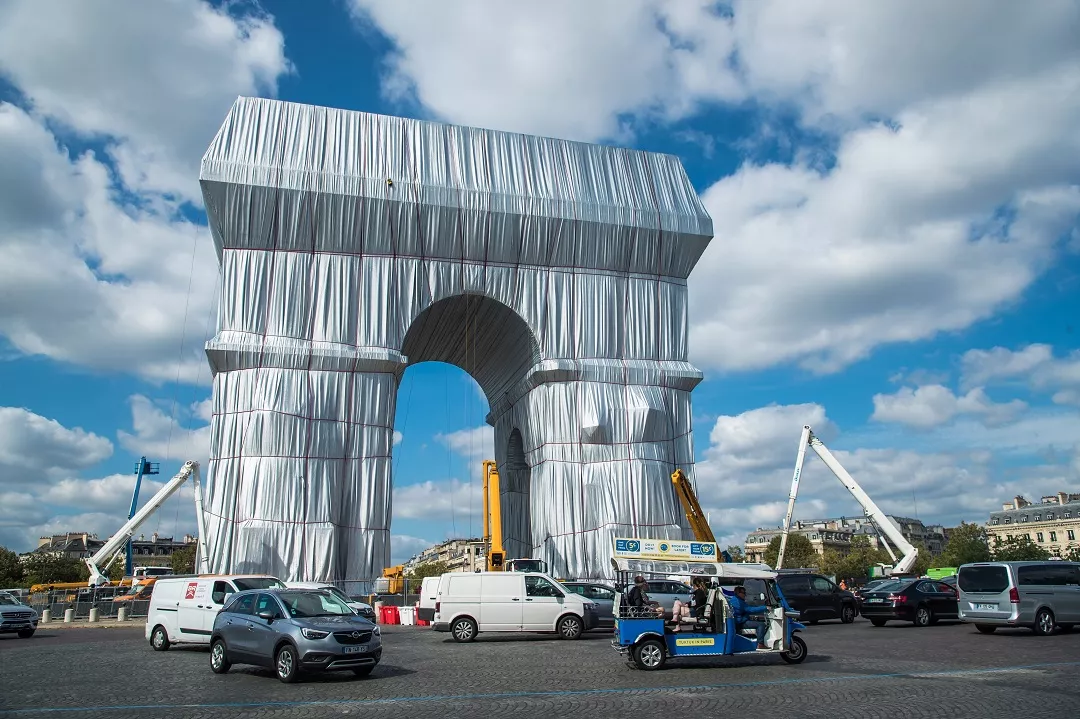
116 395 211 465
872 385 1027 429
390 533 436 564
0 406 113 486
0 0 290 383
436 426 495 465
393 478 480 523
961 344 1080 406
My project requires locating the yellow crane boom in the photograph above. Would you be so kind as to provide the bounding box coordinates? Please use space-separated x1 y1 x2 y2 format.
483 460 506 570
671 468 716 544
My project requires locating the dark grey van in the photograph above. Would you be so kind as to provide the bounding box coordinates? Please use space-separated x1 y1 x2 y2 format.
957 561 1080 635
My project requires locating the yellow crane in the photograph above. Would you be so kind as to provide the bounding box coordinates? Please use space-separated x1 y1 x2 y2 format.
482 460 507 571
671 468 717 545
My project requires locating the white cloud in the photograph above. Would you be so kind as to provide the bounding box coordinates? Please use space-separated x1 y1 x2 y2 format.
0 407 113 486
436 426 495 465
0 1 290 383
961 344 1080 406
872 385 1027 429
0 0 290 203
390 533 436 564
116 395 210 465
393 431 404 447
393 478 481 523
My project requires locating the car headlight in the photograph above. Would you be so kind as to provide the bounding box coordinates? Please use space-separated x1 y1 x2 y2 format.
371 625 381 636
301 628 330 640
585 603 598 610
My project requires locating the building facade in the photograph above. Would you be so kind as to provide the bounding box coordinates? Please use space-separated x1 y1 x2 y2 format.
744 515 945 564
986 492 1080 557
29 532 197 567
402 538 488 574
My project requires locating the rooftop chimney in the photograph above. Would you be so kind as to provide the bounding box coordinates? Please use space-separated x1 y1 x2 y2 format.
1058 492 1069 505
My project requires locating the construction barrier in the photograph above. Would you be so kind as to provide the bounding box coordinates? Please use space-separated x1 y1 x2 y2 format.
379 605 400 625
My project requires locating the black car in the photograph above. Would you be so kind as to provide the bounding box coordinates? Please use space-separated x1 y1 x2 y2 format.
776 573 858 624
859 578 958 627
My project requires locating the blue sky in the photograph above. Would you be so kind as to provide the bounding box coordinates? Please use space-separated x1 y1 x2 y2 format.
0 1 1078 566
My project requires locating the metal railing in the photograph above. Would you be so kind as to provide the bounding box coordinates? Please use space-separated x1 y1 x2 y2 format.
27 586 151 621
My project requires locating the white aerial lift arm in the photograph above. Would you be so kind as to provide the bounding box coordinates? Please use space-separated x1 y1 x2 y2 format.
776 426 918 575
85 460 210 586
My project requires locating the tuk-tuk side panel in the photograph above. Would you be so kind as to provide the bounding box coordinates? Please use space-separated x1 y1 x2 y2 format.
664 633 726 656
726 617 760 653
615 617 665 646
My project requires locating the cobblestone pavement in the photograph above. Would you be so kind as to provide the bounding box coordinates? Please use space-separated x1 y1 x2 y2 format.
2 619 1078 718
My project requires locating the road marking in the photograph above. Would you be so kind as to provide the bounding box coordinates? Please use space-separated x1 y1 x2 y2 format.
2 660 1078 715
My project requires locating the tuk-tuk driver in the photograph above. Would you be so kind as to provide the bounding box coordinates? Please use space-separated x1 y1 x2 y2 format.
731 585 768 649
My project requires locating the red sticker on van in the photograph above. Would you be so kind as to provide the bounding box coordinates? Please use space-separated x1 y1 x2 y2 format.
185 582 198 600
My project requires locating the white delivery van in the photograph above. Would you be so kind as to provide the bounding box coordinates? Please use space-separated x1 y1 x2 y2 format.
432 571 599 642
145 574 285 650
417 576 440 623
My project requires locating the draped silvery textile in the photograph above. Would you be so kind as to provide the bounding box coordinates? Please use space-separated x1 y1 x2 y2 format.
199 97 714 582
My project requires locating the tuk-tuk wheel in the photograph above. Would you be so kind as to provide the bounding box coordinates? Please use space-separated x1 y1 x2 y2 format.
632 638 666 670
781 635 807 664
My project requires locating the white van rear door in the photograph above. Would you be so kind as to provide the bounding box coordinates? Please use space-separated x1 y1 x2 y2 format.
481 574 522 630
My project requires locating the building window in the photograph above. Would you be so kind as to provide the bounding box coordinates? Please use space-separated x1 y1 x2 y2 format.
1004 517 1011 524
1065 512 1072 519
1036 533 1044 543
1050 531 1057 542
1021 516 1028 523
1069 530 1076 542
991 518 999 525
1035 514 1041 521
1006 534 1013 540
1046 513 1054 521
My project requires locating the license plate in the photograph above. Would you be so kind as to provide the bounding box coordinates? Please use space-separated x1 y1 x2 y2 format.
974 603 996 611
342 645 367 654
867 598 884 603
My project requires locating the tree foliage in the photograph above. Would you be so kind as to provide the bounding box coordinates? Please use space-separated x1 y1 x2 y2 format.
764 534 819 570
171 544 197 574
820 534 891 581
1061 545 1080 562
990 535 1051 562
725 545 745 562
939 522 991 566
22 553 88 587
0 546 25 587
406 561 450 583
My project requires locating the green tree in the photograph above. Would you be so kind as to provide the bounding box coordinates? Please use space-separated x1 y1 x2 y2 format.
22 553 88 586
939 522 991 566
725 545 745 562
909 542 933 576
0 546 25 587
1061 545 1080 562
764 534 819 570
821 535 891 581
991 535 1051 562
107 558 128 582
171 544 197 574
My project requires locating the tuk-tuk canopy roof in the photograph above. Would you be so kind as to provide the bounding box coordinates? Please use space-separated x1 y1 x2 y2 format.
610 557 777 579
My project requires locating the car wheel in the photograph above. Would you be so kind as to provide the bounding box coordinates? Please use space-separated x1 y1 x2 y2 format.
632 638 666 670
351 665 375 677
781 635 807 664
975 624 996 635
210 639 231 674
558 614 583 640
150 625 170 651
914 606 932 627
870 618 887 627
841 605 856 624
275 643 301 683
17 629 35 639
451 616 477 643
1033 608 1056 636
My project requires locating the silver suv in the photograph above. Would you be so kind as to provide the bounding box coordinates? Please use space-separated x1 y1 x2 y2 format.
957 561 1080 635
0 591 38 638
210 589 382 682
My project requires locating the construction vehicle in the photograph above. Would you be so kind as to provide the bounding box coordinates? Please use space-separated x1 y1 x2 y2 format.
375 565 405 594
776 426 918 576
671 468 717 544
85 460 210 586
482 460 550 574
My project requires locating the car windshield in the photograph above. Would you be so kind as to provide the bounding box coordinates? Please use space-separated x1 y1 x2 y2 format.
0 593 21 606
278 590 355 617
233 577 287 591
869 580 908 593
325 587 353 604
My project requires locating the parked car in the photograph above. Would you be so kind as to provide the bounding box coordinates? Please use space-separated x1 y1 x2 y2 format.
432 571 599 641
776 573 858 624
561 581 616 628
853 579 893 605
637 579 693 620
286 582 376 622
210 588 382 682
859 578 958 627
0 591 38 638
147 574 286 650
957 561 1080 635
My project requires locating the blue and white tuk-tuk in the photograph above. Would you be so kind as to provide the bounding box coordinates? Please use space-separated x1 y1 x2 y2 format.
610 556 807 670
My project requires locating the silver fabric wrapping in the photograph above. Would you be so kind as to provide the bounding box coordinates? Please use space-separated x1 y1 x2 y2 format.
200 97 713 581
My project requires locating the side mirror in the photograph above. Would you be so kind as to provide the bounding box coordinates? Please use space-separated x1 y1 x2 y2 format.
257 610 275 622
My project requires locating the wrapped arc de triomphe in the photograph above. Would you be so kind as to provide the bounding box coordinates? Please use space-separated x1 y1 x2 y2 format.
198 96 714 583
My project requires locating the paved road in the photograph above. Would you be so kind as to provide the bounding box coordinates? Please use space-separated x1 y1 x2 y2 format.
1 619 1078 718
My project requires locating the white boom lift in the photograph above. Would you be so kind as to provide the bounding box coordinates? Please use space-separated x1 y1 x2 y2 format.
776 426 919 576
85 460 210 586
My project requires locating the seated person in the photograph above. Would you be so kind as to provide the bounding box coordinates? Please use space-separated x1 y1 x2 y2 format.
625 575 664 617
730 585 769 649
671 578 708 632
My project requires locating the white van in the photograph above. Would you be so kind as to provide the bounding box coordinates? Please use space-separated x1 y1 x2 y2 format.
957 561 1080 634
432 571 599 642
145 574 285 650
417 576 440 623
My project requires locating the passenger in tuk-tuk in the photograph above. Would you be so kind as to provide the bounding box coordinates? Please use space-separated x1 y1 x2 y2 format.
626 575 664 617
731 585 769 649
671 577 708 632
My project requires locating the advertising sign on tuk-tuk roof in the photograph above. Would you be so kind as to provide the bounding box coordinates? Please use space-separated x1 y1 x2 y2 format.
613 537 718 561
